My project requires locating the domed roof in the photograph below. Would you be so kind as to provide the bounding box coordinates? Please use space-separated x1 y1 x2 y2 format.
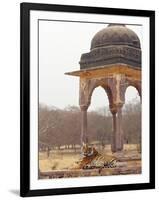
91 24 141 50
79 24 141 70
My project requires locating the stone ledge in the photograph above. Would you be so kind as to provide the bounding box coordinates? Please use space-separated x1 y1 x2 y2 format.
39 165 141 179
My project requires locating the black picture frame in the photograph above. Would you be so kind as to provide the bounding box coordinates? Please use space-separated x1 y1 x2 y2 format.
20 2 155 197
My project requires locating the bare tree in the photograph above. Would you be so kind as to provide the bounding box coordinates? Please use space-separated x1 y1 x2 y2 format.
39 101 141 151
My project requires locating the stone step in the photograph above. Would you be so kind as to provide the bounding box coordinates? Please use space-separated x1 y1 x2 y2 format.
40 166 141 179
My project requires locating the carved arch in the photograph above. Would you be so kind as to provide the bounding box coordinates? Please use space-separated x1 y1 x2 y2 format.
119 78 141 103
85 78 114 110
123 84 141 104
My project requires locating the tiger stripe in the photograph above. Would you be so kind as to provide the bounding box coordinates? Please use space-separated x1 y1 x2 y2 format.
77 144 117 169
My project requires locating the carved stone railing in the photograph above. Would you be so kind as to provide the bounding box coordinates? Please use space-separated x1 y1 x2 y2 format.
80 46 141 69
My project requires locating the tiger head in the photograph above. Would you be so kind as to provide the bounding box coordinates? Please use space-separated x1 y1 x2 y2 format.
81 143 98 157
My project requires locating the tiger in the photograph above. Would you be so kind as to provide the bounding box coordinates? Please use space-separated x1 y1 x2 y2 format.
76 143 117 170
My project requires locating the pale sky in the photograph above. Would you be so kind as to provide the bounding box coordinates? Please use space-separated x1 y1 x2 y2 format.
39 20 142 110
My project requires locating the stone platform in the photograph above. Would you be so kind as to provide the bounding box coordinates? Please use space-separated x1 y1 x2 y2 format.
39 160 141 179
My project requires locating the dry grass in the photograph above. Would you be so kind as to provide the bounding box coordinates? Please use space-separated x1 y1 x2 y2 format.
39 152 80 171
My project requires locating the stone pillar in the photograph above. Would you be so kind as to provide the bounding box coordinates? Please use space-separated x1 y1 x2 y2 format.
111 111 117 152
80 105 89 144
111 104 124 152
116 106 124 151
138 84 142 100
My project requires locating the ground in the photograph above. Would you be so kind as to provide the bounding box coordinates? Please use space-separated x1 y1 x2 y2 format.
39 144 141 179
